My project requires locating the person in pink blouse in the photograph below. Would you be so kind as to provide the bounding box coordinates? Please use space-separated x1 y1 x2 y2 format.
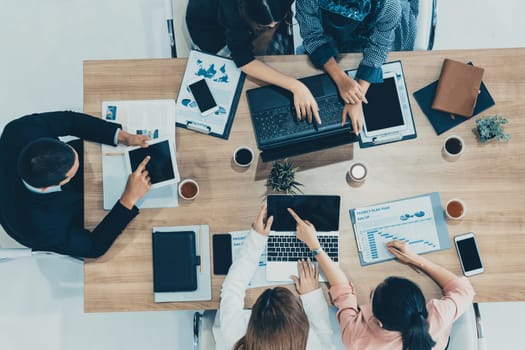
288 208 475 350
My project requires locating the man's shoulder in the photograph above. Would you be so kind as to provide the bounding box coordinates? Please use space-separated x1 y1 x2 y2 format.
3 191 77 247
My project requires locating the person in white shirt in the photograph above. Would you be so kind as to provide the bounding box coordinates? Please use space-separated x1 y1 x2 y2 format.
213 205 336 350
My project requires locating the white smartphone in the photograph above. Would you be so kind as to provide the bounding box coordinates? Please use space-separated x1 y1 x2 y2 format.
454 232 484 276
188 78 219 116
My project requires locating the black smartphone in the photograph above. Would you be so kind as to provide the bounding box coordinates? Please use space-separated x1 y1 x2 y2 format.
454 232 484 276
188 78 219 116
213 233 232 275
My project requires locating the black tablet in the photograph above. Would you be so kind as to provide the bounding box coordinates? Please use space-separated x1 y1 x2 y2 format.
267 195 341 232
125 138 178 189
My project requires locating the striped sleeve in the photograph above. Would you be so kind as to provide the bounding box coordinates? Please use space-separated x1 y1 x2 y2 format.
356 0 402 83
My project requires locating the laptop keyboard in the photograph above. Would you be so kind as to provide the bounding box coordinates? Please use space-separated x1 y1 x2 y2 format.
253 95 346 145
267 233 339 262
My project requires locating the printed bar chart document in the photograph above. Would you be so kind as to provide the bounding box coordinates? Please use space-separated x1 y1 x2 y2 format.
349 192 450 266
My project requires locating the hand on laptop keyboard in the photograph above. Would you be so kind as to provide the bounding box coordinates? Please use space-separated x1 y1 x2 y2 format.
291 259 319 295
342 102 364 135
291 81 321 124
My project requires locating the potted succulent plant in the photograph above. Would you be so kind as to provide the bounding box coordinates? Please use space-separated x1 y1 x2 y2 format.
266 159 303 194
475 115 511 143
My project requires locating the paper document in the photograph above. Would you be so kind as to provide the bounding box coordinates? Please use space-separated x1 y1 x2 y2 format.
101 99 179 209
175 50 245 138
351 193 450 265
230 231 290 288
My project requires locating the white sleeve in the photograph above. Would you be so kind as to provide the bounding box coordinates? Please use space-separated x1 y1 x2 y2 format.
217 229 268 348
301 288 336 350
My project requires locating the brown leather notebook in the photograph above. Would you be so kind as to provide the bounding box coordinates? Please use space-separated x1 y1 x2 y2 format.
431 59 484 117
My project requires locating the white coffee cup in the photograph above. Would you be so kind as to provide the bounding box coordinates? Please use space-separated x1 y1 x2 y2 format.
233 146 254 167
445 198 467 220
443 135 465 160
348 162 368 182
178 179 199 200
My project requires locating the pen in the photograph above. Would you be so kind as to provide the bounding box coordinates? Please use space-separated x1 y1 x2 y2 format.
391 249 423 274
104 152 124 156
198 225 202 272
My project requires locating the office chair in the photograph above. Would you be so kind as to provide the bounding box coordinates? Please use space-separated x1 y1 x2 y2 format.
448 303 488 350
192 302 486 350
193 310 216 350
414 0 438 50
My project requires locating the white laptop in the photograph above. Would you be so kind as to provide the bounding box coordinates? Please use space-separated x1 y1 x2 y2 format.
265 195 341 282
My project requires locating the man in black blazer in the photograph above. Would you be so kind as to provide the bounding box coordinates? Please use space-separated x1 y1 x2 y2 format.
0 111 152 258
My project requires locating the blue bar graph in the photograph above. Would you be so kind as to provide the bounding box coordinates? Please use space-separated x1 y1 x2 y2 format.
366 229 438 261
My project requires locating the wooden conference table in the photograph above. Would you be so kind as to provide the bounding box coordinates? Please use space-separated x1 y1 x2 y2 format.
83 48 525 313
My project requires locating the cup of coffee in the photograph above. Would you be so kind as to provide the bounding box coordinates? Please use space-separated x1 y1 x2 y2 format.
348 162 368 183
233 146 254 167
443 135 464 160
178 179 199 200
445 198 467 220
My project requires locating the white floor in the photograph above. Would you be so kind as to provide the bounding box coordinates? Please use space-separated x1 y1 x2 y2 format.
1 0 524 349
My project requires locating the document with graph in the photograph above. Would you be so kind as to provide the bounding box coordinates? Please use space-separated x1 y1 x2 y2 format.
349 192 450 266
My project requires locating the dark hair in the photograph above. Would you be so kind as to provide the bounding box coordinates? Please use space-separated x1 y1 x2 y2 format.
17 137 76 188
372 277 437 350
233 287 309 350
238 0 294 25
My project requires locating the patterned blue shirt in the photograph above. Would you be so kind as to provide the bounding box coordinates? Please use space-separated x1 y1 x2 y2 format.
296 0 408 83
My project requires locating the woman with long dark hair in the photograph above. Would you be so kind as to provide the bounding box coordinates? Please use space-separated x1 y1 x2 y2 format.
187 0 321 123
288 208 475 350
212 205 335 350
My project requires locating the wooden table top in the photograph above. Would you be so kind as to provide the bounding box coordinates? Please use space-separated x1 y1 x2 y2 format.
83 48 525 312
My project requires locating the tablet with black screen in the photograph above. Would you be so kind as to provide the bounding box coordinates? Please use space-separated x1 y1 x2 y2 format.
125 138 178 189
362 71 407 137
267 195 340 232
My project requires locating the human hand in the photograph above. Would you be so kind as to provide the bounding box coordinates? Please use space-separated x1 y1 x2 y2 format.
386 240 424 267
287 208 320 250
291 258 319 295
118 130 150 147
336 75 368 105
252 204 274 237
291 81 321 124
120 156 151 209
341 102 364 135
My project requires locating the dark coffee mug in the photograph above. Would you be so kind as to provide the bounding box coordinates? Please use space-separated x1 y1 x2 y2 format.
233 146 254 167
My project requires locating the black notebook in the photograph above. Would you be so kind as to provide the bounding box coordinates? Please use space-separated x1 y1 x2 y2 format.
152 231 200 292
413 64 495 135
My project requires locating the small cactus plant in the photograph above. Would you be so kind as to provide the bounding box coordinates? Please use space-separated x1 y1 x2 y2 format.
475 115 511 143
266 159 303 194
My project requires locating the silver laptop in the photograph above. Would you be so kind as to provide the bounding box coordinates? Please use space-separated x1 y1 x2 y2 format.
265 195 340 282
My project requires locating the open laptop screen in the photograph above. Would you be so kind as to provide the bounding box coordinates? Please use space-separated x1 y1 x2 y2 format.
267 195 341 232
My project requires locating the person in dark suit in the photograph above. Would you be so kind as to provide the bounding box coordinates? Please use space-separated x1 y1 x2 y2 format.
0 111 152 258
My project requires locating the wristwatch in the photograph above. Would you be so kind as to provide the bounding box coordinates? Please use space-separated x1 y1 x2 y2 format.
311 247 324 258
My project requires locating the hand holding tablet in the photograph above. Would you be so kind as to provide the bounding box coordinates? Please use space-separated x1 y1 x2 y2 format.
124 138 180 190
120 156 152 209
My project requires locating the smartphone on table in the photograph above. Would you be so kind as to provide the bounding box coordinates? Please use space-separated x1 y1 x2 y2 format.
188 78 219 116
454 232 484 276
212 233 232 275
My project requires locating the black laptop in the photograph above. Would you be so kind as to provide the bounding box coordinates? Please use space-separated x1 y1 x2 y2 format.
246 73 358 162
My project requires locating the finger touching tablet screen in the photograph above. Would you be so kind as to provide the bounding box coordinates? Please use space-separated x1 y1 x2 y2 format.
125 138 179 189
